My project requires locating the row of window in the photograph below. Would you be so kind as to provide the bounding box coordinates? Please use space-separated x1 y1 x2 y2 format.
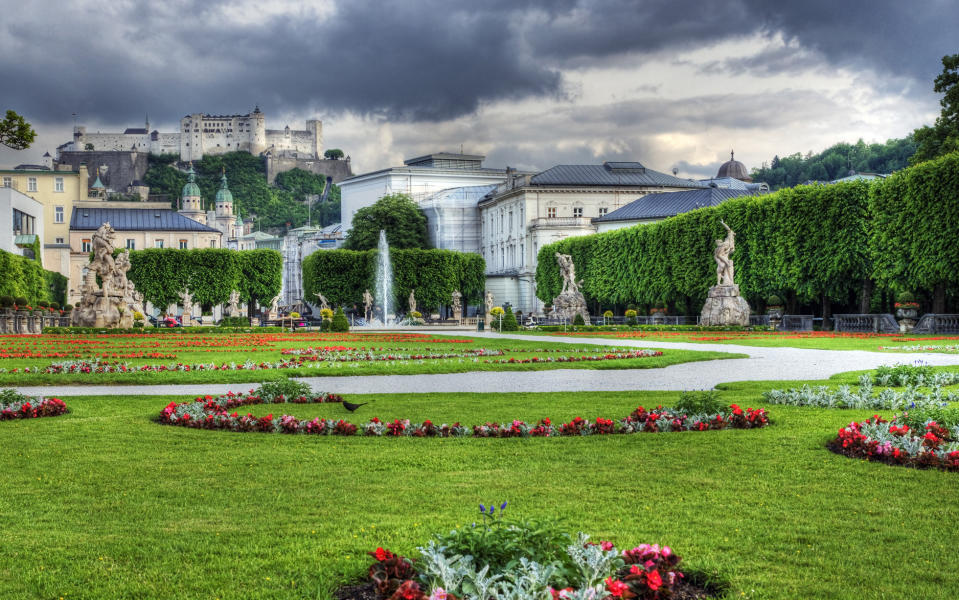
12 209 35 234
2 176 65 192
544 206 609 218
79 239 216 252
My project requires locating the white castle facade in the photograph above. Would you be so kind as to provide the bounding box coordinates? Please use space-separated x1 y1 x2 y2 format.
58 107 322 161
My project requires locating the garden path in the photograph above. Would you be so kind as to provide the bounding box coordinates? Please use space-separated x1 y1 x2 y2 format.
14 332 959 396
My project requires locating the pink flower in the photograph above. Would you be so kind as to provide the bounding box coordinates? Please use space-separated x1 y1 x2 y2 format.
429 588 448 600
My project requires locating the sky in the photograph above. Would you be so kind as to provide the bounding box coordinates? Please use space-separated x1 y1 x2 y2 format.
1 0 956 178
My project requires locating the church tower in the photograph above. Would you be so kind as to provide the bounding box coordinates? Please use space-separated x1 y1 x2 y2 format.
179 163 207 225
214 169 235 237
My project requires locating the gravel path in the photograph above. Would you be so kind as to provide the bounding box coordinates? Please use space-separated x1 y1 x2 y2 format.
13 332 959 397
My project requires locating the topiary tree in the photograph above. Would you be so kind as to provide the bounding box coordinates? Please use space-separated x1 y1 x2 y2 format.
500 306 519 331
332 307 350 332
573 313 586 326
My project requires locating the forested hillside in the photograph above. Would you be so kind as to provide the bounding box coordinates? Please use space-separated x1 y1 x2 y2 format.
143 152 340 231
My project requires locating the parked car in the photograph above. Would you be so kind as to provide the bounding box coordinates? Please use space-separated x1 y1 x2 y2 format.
158 317 181 328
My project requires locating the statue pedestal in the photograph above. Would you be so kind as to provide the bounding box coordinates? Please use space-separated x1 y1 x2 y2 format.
700 284 751 326
552 290 589 324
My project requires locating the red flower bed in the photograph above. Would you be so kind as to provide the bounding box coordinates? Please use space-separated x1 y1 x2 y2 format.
0 396 67 420
829 414 959 471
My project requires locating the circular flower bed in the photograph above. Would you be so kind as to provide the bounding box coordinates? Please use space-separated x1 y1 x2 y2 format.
0 392 67 420
158 394 769 438
830 413 959 471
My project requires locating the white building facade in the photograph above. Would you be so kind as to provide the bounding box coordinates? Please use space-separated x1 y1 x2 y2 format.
339 153 508 234
479 162 706 315
0 187 45 261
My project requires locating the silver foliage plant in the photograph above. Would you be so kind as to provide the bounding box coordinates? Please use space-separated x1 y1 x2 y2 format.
763 374 956 410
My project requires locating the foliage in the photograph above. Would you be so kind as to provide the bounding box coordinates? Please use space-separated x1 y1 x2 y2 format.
763 374 956 410
872 362 958 387
331 307 350 332
536 181 872 313
343 193 431 250
0 250 59 306
870 152 959 304
751 137 915 189
572 314 585 326
673 390 725 415
128 249 277 311
218 317 249 327
323 148 345 160
302 248 486 312
0 109 36 150
912 54 959 164
500 306 519 332
255 379 314 402
831 414 959 471
273 168 341 227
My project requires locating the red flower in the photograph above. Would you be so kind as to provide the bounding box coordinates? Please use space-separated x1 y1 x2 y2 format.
375 547 389 561
605 578 629 597
646 569 663 591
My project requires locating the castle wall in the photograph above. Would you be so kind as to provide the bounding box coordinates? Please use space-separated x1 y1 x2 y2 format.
56 151 150 192
265 156 354 185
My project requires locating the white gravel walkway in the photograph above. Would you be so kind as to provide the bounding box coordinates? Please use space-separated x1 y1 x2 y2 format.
13 332 959 397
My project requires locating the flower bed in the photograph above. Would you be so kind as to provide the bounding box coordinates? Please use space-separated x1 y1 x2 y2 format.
0 391 67 420
762 375 956 410
481 349 662 365
158 397 769 438
830 412 959 471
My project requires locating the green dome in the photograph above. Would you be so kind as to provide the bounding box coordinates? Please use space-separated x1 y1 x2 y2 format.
215 172 233 204
181 164 201 198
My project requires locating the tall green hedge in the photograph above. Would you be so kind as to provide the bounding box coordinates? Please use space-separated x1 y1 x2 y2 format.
0 249 63 306
128 249 280 310
536 181 872 312
303 248 485 313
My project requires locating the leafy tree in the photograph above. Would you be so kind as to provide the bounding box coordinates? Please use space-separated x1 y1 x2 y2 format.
235 249 282 318
343 193 431 250
0 110 36 150
324 148 345 160
912 54 959 163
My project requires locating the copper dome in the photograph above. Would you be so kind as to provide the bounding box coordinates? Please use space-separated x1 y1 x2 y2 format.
716 150 752 182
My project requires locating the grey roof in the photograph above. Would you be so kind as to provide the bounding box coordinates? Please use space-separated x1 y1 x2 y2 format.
70 208 221 232
594 187 753 223
530 162 708 189
123 128 148 135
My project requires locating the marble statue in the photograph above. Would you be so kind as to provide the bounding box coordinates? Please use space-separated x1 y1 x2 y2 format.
551 253 589 323
700 220 751 326
228 290 242 318
269 295 280 315
408 289 417 314
451 289 462 321
363 289 373 321
314 292 329 312
71 222 140 328
484 290 494 321
179 288 195 325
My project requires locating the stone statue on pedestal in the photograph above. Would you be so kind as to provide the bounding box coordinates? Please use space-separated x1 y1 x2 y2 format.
314 292 329 312
363 289 373 321
179 288 194 325
268 295 280 317
551 252 589 323
408 289 417 314
700 220 751 326
484 290 494 323
451 289 462 321
71 223 141 328
228 290 242 318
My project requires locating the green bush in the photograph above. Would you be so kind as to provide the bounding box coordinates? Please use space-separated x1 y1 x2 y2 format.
218 316 250 327
767 294 783 307
256 380 313 402
331 307 350 332
14 297 28 307
0 296 11 308
500 306 519 331
896 291 916 304
673 390 725 415
573 313 586 326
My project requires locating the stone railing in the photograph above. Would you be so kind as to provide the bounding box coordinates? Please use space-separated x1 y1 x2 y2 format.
0 311 71 334
833 313 899 333
913 314 959 334
778 315 814 331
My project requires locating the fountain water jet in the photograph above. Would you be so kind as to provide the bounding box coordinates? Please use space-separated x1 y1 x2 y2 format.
374 229 394 325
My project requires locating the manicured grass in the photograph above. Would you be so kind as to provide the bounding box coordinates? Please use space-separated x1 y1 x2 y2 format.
2 385 958 599
0 332 741 385
520 329 959 352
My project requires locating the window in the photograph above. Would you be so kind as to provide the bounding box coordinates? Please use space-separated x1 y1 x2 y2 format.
210 239 217 248
2 177 10 188
55 177 64 192
154 239 164 249
55 237 64 244
12 209 35 234
82 239 91 252
126 239 136 250
55 206 64 223
598 207 608 217
179 239 188 249
573 207 583 218
547 207 557 218
27 177 37 192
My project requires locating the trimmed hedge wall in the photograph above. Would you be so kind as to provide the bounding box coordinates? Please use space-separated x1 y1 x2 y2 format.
537 181 872 312
302 248 485 313
537 152 959 314
0 250 65 306
127 249 281 311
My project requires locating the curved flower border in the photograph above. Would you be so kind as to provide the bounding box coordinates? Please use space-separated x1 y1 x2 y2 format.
157 393 769 437
1 396 68 420
830 414 959 471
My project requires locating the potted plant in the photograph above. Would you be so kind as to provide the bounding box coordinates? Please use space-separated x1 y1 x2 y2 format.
650 301 666 324
766 294 784 319
894 292 920 319
625 308 638 326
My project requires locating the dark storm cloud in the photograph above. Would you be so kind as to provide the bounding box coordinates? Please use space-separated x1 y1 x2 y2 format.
0 0 954 128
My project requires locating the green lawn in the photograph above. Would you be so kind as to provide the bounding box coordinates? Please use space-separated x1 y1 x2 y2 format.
0 333 740 385
2 383 958 599
519 328 959 352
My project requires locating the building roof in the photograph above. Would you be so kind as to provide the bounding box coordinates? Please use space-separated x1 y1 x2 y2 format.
715 150 751 182
70 208 221 232
13 164 50 171
123 128 148 135
594 186 753 223
404 152 486 167
215 172 233 204
241 231 280 241
529 162 708 189
182 164 201 198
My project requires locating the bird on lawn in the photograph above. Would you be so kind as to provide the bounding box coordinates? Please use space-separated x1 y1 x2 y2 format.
343 401 369 412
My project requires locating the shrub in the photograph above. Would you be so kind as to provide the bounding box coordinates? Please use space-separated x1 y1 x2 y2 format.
14 297 27 307
603 310 613 318
573 313 585 326
767 294 783 306
320 308 334 320
673 390 725 415
290 311 301 319
37 300 49 308
0 296 11 308
50 301 61 310
500 306 519 331
63 304 73 312
332 307 350 332
896 291 916 304
218 316 249 327
256 380 313 402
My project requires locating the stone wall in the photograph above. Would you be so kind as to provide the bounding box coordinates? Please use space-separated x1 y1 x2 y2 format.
56 151 150 193
265 156 353 185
